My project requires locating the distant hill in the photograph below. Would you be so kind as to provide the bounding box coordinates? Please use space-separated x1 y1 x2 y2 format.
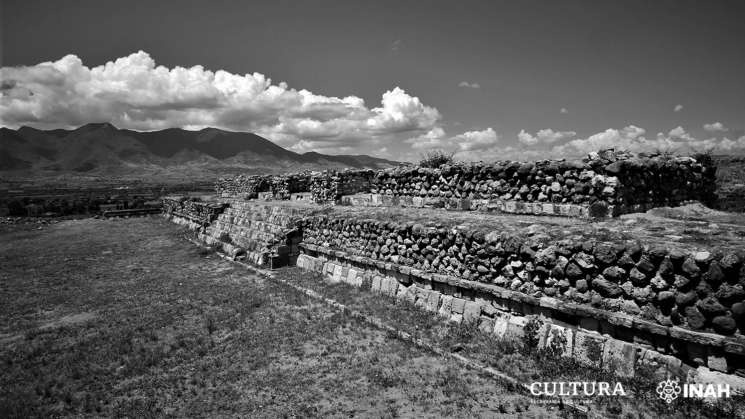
0 124 401 182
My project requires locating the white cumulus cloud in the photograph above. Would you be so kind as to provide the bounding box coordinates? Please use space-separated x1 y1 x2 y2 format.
703 122 727 132
405 127 500 160
458 81 481 89
0 51 441 154
517 128 576 145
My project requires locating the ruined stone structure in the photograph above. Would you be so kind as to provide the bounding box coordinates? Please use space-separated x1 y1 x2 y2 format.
214 150 717 218
163 150 745 391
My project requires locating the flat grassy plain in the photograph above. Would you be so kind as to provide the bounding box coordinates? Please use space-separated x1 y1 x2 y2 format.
1 216 552 418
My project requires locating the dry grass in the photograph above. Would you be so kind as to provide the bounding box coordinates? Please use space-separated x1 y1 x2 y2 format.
0 216 553 418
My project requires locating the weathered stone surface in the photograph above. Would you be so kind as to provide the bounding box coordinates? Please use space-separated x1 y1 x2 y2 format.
675 291 697 307
712 316 737 335
629 267 649 286
685 306 706 330
703 262 725 287
681 257 701 279
451 297 467 314
594 244 618 265
463 301 481 323
697 297 727 318
602 266 627 282
602 339 637 377
715 284 745 305
565 262 584 279
591 276 622 297
574 332 605 367
575 279 588 293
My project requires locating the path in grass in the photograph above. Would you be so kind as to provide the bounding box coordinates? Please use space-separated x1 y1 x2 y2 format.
0 216 553 418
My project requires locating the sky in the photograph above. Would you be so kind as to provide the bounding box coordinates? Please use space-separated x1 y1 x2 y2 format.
1 0 744 161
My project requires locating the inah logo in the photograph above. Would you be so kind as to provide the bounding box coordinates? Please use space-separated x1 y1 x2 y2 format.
654 378 731 403
656 378 681 404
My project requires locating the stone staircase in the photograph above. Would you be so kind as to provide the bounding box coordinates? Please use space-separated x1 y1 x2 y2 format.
196 199 316 268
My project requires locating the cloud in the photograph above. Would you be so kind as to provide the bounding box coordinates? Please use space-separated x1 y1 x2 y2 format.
560 107 568 114
551 125 745 158
405 127 447 150
405 127 500 160
458 81 481 89
703 121 727 132
517 128 576 145
452 128 498 152
0 51 442 154
674 104 683 112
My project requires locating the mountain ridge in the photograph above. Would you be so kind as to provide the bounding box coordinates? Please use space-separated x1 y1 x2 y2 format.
0 124 401 181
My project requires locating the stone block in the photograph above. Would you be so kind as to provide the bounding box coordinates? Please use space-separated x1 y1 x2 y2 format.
546 325 574 357
331 264 343 283
347 268 360 286
478 317 494 334
371 275 382 292
395 283 408 300
504 316 528 341
602 339 637 377
451 297 467 314
574 331 606 368
382 277 398 296
426 291 441 312
493 314 511 338
707 351 728 373
463 301 481 323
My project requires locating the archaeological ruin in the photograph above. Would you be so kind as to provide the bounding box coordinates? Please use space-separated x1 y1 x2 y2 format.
163 150 745 392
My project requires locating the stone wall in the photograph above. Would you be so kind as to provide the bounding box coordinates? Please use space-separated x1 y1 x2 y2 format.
297 250 745 390
165 198 316 268
358 150 715 217
299 215 745 338
213 150 718 218
163 195 745 383
215 173 313 200
162 196 227 225
309 170 375 203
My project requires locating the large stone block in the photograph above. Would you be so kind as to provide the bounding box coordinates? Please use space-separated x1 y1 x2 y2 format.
504 316 529 341
426 291 441 312
463 301 481 323
493 313 512 338
574 331 606 368
602 339 637 377
451 297 467 314
371 275 382 292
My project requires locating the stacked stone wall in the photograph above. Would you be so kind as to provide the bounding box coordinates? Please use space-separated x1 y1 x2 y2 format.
162 195 745 384
162 196 227 225
361 151 715 215
297 250 745 390
309 170 375 203
215 175 271 198
213 150 718 217
299 215 744 338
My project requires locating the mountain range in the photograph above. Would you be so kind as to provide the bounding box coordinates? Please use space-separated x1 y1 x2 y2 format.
0 123 400 182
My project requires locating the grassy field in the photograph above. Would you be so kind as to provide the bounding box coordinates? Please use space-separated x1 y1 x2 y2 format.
1 216 554 418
